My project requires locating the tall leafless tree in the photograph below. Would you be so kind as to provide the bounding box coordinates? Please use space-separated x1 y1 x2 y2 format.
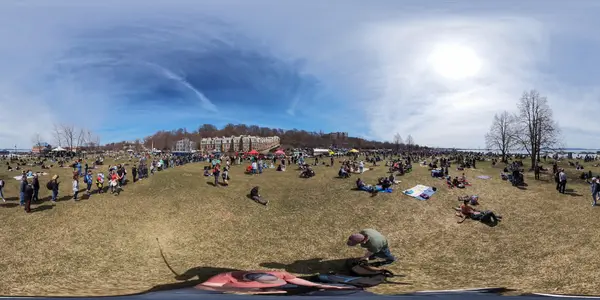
405 135 415 150
514 90 561 170
393 133 403 151
60 124 76 153
485 111 517 163
53 124 63 147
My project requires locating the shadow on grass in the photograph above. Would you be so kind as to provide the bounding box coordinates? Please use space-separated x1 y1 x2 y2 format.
32 204 53 212
0 202 19 208
206 181 216 187
147 266 240 292
260 258 350 275
564 189 583 197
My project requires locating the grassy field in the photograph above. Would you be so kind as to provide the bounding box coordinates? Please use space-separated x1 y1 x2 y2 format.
0 156 599 296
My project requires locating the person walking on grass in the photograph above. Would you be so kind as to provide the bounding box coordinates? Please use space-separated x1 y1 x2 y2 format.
588 177 599 206
347 228 396 267
50 175 59 204
32 174 40 203
84 170 93 196
24 183 33 213
132 165 137 183
0 177 6 202
559 168 567 194
19 175 28 206
72 173 80 201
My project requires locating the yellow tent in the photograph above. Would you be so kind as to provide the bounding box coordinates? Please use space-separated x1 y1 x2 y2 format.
349 149 359 153
328 150 335 155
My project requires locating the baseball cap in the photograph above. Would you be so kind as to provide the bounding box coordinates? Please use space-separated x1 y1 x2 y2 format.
347 233 365 246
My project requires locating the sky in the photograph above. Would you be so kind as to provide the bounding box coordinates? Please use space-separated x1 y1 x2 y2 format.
1 0 600 149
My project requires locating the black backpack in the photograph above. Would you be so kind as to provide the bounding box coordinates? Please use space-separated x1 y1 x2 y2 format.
46 181 54 190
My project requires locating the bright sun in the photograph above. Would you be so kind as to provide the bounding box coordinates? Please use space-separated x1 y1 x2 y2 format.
428 44 482 80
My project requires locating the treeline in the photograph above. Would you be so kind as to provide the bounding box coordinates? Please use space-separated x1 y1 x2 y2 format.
102 123 425 151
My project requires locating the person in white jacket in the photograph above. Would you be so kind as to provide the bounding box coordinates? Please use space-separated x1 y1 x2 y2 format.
72 174 80 201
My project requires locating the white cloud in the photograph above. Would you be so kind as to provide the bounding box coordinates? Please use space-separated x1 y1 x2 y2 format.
353 16 551 148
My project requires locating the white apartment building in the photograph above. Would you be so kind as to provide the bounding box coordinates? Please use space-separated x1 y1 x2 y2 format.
200 135 280 153
174 138 196 152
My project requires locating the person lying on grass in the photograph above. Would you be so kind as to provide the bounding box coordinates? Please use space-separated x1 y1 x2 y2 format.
455 200 502 224
196 270 356 294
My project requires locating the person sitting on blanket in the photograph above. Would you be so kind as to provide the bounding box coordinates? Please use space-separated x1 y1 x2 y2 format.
196 270 354 294
377 177 392 189
356 178 377 194
458 173 470 185
452 177 465 188
455 199 502 224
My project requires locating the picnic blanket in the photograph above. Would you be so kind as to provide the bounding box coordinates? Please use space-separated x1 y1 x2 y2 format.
477 175 491 180
13 172 48 180
375 186 393 193
403 184 436 201
352 168 370 174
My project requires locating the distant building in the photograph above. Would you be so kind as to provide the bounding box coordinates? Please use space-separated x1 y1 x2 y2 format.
32 142 51 154
200 135 280 153
174 138 196 152
329 132 348 140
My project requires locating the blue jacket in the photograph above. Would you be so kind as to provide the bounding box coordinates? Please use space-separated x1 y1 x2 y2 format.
19 180 27 193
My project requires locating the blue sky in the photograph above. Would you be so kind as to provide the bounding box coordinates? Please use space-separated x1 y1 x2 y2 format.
1 0 600 149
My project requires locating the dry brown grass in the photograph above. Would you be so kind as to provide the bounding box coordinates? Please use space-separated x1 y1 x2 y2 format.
1 157 600 296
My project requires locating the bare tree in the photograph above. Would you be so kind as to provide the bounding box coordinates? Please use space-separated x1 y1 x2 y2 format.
514 90 561 170
485 111 517 163
53 124 63 147
406 135 415 150
393 133 403 151
75 128 86 150
60 124 76 153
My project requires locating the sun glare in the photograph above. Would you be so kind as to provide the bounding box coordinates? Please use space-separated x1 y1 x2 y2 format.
428 44 482 80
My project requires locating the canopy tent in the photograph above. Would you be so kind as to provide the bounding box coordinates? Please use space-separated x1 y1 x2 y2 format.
247 150 259 156
348 149 360 153
328 150 335 155
51 146 66 152
274 149 286 155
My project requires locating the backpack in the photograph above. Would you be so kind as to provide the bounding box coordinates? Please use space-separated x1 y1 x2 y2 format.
46 181 54 190
83 176 89 184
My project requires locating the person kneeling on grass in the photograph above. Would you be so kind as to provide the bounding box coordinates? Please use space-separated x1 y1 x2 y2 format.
347 229 396 267
455 200 502 225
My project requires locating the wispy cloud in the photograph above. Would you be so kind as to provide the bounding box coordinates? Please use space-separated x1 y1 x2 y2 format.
1 0 599 148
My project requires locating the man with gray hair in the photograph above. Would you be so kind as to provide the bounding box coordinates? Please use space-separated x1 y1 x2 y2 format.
347 228 396 267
